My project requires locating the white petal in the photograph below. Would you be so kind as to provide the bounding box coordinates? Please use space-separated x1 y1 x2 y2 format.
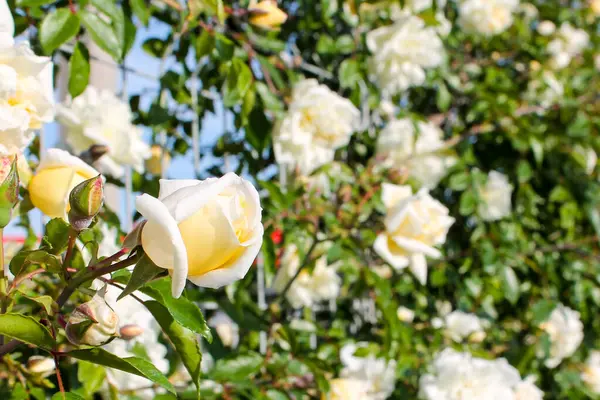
136 194 188 298
409 253 428 284
158 179 202 200
373 234 409 270
393 236 441 258
188 224 264 289
382 183 413 209
38 148 99 177
0 0 14 38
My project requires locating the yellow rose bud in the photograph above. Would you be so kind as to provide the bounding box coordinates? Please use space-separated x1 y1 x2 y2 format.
135 173 264 298
145 144 170 176
248 0 288 29
29 149 100 219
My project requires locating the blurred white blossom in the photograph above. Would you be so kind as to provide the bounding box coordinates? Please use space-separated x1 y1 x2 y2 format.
582 351 600 394
478 171 513 221
340 343 397 400
367 14 444 95
57 86 151 178
537 20 556 36
208 311 239 348
525 71 563 109
377 118 457 189
272 246 341 308
539 304 583 368
273 79 360 176
374 183 454 284
419 348 543 400
443 310 487 342
548 23 590 69
573 145 597 175
0 2 54 150
458 0 519 36
397 306 415 323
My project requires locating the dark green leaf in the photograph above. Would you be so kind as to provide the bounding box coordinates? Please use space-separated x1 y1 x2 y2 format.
118 254 164 300
223 59 253 107
40 9 80 54
140 278 212 341
195 30 215 60
77 361 106 397
68 348 175 394
145 301 203 393
131 0 150 25
17 292 58 316
0 314 55 350
215 34 234 61
41 218 71 255
68 42 90 98
9 249 61 276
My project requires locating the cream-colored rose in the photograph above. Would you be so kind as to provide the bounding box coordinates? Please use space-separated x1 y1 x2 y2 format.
367 15 444 95
273 79 360 176
548 22 590 69
29 149 100 219
272 245 341 308
66 289 119 346
136 173 264 298
0 1 54 149
537 20 556 36
595 54 600 71
458 0 519 36
582 351 600 394
323 379 370 400
208 311 240 348
248 0 288 29
57 86 151 178
443 310 486 342
478 171 513 221
374 183 454 284
397 306 415 323
377 118 457 189
539 304 583 368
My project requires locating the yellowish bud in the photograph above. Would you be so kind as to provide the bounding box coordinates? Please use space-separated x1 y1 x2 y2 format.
248 1 288 29
27 356 56 377
119 324 144 340
68 175 104 231
145 145 171 176
66 287 119 346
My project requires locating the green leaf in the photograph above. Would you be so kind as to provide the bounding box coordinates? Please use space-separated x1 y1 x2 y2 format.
215 33 234 61
437 82 452 112
131 0 150 25
0 314 55 351
516 160 533 183
210 352 264 382
118 254 164 300
41 218 71 255
222 59 253 107
16 0 54 7
530 300 556 325
79 10 121 61
215 0 225 24
339 59 360 89
68 348 176 394
68 42 90 98
51 393 85 400
17 292 58 316
195 30 215 60
501 267 520 305
460 190 477 216
145 301 202 393
77 361 106 397
255 82 283 112
140 278 212 341
40 9 80 54
448 171 470 191
9 249 61 276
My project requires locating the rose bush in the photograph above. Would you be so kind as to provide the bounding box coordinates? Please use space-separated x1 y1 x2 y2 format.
0 0 599 398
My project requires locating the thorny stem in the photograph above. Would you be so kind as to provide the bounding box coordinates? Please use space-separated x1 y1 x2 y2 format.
62 230 77 280
54 353 65 395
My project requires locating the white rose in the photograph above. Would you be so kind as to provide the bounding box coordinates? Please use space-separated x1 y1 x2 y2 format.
548 23 590 69
458 0 519 36
273 79 360 176
208 311 240 348
0 1 54 150
136 173 264 298
419 349 542 400
374 183 454 284
478 171 513 221
443 310 486 342
340 343 397 400
582 351 600 394
272 246 341 308
367 15 444 96
525 70 564 109
397 306 415 323
326 378 371 400
573 145 597 175
514 377 544 400
377 118 457 189
57 86 151 178
539 304 583 368
537 20 556 36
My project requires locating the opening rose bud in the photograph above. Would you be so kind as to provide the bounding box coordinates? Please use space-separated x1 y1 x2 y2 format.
66 288 119 346
27 356 55 377
29 149 100 220
135 172 264 298
248 0 288 29
68 174 104 231
0 155 19 228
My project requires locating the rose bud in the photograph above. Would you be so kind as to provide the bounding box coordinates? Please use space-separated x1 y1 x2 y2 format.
27 356 55 377
68 174 104 231
0 154 19 228
66 287 119 346
119 324 144 340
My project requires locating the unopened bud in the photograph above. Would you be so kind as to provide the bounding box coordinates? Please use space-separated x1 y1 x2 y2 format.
469 330 487 343
66 287 119 346
68 175 104 231
0 155 19 228
27 356 55 377
120 324 144 340
248 0 288 29
145 145 170 176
